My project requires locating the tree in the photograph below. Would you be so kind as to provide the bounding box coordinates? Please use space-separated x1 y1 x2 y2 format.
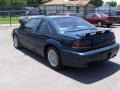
91 0 103 7
37 0 49 4
26 0 49 5
106 1 117 7
118 4 120 8
0 0 11 5
0 0 5 5
0 0 49 6
0 0 27 6
11 0 27 6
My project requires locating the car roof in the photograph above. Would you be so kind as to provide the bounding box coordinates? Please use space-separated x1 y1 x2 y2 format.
24 15 76 20
47 15 71 18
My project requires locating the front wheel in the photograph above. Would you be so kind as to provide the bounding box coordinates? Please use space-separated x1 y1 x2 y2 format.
13 35 21 49
97 21 103 27
47 47 62 70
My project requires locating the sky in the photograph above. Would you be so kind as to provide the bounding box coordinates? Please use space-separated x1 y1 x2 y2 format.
103 0 120 4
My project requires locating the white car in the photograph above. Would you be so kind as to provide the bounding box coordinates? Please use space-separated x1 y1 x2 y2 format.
19 15 44 23
19 9 45 24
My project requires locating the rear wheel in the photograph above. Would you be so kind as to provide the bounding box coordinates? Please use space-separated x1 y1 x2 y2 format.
99 59 109 64
13 35 21 49
47 47 62 70
107 24 111 27
97 21 103 27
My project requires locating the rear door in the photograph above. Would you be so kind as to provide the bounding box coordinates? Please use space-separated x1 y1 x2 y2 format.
34 19 52 55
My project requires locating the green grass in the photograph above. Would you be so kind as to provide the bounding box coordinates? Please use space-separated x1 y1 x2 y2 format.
0 16 19 24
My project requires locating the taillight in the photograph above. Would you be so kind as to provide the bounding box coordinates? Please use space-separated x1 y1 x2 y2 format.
72 40 91 50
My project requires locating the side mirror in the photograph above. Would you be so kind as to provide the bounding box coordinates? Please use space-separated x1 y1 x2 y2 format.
19 20 26 28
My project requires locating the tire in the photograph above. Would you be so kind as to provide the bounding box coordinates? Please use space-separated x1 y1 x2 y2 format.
13 35 21 49
99 59 109 64
97 21 103 27
47 47 62 70
107 24 111 28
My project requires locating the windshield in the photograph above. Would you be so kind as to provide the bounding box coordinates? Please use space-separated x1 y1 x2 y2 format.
51 17 96 32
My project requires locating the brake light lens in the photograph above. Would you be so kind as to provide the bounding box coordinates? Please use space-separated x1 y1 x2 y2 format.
72 40 91 50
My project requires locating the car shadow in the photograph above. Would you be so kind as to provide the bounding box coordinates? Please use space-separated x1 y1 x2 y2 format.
97 25 117 29
19 47 120 84
104 26 117 28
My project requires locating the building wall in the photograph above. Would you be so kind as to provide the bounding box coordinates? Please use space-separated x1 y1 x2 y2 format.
40 5 95 17
86 5 96 15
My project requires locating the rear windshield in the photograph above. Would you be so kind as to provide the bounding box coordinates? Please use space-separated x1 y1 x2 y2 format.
51 17 96 32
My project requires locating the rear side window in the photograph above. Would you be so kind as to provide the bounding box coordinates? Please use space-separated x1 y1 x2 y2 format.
25 18 42 32
37 20 51 34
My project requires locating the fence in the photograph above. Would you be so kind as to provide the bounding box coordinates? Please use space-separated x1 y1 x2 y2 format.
0 5 34 26
0 5 119 26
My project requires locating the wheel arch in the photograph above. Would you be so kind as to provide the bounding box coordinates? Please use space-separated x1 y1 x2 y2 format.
44 39 62 58
12 28 21 46
12 28 19 37
97 20 103 23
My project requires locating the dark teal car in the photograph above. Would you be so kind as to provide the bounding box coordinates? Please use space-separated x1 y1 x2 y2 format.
12 16 119 70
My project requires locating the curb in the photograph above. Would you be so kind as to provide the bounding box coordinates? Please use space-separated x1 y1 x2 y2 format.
0 24 19 27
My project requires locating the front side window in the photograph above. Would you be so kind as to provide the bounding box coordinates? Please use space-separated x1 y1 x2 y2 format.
25 18 42 32
37 20 51 34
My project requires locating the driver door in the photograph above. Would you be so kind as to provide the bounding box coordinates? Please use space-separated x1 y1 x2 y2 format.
18 18 42 49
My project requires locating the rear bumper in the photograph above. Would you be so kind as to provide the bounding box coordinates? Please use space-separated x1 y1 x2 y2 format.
61 43 119 68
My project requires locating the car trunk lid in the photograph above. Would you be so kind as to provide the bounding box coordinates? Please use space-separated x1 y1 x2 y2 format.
73 29 115 51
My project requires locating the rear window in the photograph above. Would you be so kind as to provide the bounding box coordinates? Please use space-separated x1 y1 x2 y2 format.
51 17 95 32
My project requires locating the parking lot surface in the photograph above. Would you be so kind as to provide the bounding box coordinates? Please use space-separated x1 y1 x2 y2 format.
0 26 120 90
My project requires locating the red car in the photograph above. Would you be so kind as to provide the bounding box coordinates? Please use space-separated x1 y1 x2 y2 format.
84 13 114 27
